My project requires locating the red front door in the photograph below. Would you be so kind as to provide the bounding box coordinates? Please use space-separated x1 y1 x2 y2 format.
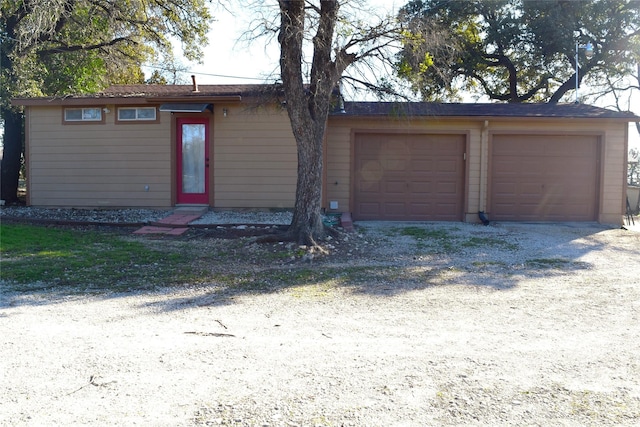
176 118 209 204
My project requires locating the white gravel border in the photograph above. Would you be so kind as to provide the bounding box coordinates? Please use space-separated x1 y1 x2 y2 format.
0 207 296 225
190 210 293 225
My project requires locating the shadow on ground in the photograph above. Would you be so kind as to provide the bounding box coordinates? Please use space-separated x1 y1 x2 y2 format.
2 220 638 311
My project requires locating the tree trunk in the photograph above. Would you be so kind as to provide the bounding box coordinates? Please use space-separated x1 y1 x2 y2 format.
288 123 326 245
276 1 360 245
0 14 21 204
277 0 341 246
0 108 23 204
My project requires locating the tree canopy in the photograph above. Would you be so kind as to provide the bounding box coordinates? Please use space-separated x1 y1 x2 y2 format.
397 0 640 103
0 0 212 202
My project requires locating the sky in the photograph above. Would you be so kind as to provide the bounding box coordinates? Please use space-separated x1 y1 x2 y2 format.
169 1 402 88
171 5 281 85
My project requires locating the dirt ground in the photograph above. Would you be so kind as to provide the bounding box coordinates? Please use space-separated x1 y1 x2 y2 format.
1 221 640 426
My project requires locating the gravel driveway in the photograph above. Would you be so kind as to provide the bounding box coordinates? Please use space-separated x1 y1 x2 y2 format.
1 215 640 426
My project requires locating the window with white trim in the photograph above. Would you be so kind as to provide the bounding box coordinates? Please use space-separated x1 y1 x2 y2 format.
117 107 157 121
64 107 102 122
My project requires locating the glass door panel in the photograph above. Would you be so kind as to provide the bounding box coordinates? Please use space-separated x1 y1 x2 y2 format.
177 118 209 204
181 124 205 194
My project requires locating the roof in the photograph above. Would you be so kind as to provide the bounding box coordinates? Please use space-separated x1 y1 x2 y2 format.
100 84 280 98
11 84 282 106
11 83 639 120
335 101 639 120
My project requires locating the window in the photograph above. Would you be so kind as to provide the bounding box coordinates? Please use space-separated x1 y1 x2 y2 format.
64 108 102 122
117 107 157 121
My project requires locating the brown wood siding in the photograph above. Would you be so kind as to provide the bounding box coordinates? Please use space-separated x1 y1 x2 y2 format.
601 127 628 223
490 134 599 221
27 106 172 207
353 133 466 221
212 104 297 208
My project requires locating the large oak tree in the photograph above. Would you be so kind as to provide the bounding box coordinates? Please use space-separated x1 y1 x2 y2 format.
397 0 640 103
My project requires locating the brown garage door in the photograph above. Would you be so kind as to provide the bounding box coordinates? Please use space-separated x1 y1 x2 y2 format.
354 133 465 221
490 134 599 221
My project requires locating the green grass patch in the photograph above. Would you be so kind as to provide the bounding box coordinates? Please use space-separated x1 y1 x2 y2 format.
394 226 457 253
392 227 519 255
397 226 450 240
0 224 193 292
525 258 572 269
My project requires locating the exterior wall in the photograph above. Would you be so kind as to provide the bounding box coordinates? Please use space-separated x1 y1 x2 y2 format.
26 105 172 207
212 104 297 209
24 100 628 224
601 125 628 224
326 115 628 225
326 116 482 220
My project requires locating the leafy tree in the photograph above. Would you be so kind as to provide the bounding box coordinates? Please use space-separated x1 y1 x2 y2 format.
145 70 169 85
0 0 212 203
275 0 400 245
397 0 640 103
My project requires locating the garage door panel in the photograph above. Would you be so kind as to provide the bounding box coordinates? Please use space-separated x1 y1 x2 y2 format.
493 158 519 173
384 202 408 216
436 159 458 172
385 180 406 194
359 180 381 193
354 133 465 221
410 159 435 171
436 181 458 194
568 157 596 171
411 181 434 194
490 134 598 221
434 202 459 213
494 139 534 156
383 158 407 171
358 202 381 216
494 182 517 196
520 183 543 196
359 161 384 182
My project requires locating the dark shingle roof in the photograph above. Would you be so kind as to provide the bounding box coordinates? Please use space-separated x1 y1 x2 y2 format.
100 84 280 98
334 101 638 119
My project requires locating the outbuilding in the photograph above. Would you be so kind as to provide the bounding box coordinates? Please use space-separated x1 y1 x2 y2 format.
12 84 637 225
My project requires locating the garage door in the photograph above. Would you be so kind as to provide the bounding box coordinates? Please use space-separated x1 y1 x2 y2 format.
354 133 465 221
490 134 599 221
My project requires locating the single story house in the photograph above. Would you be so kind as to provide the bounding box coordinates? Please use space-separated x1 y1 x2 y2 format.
12 83 639 225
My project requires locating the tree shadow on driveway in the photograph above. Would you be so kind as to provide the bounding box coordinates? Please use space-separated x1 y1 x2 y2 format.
2 221 639 312
133 221 637 312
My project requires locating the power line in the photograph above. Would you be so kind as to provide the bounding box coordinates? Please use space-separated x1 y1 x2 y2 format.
143 64 277 81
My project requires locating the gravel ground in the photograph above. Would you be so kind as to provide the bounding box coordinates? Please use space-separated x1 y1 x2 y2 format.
0 206 293 225
2 208 640 426
0 206 169 224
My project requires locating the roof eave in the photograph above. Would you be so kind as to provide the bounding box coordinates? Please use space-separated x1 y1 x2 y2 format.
328 113 639 122
12 94 243 107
